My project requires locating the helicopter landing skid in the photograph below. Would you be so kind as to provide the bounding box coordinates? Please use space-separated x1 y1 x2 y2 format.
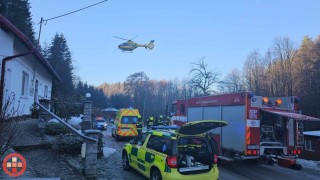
121 51 133 53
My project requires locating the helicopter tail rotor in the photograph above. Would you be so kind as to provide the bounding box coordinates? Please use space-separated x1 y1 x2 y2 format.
147 40 155 50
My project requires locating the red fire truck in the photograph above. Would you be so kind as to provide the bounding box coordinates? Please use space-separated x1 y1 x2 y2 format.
166 92 320 168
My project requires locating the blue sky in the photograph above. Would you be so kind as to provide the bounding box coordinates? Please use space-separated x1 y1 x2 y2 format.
30 0 320 86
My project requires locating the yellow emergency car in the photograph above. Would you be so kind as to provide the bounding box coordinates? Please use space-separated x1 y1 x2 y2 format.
112 108 140 141
122 120 228 180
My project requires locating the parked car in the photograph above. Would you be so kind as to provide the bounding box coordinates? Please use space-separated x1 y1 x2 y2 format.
95 117 107 130
122 120 228 180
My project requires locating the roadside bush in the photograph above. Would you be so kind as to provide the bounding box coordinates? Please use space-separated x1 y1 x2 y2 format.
53 135 83 155
45 122 69 135
0 94 21 160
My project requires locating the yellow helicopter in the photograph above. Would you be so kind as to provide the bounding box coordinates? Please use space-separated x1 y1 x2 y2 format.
114 36 154 52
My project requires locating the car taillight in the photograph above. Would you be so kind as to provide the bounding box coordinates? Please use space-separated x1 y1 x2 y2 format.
213 154 218 164
166 156 177 168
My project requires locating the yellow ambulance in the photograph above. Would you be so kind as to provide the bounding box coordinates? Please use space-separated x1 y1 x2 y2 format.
112 108 140 141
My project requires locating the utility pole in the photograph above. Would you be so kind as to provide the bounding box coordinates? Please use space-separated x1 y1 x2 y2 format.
37 17 43 48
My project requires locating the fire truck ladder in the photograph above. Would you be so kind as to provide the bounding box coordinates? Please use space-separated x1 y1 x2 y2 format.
296 120 304 147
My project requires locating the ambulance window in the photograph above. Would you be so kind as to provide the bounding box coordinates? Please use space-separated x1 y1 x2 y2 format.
133 117 137 123
122 117 129 123
147 135 160 150
147 135 173 155
136 133 148 146
121 116 136 124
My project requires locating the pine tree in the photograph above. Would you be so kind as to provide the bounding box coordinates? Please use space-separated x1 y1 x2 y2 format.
45 34 76 119
0 0 36 43
47 34 75 97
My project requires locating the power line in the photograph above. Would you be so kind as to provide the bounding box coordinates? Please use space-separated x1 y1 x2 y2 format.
37 0 108 47
42 0 108 23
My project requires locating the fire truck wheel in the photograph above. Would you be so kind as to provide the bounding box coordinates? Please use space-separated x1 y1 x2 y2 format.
292 164 302 170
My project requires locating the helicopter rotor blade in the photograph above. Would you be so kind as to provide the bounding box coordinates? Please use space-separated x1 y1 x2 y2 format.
113 36 129 41
130 35 139 41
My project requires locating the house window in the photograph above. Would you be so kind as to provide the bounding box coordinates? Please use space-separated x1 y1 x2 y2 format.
21 72 29 97
44 85 48 98
305 139 314 151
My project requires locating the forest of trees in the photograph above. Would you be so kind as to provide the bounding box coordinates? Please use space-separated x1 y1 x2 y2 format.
218 36 320 118
99 36 320 119
240 36 320 117
1 0 319 120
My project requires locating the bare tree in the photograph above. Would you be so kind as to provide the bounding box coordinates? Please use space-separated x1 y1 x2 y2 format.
189 57 221 96
270 37 297 96
219 69 246 93
0 94 21 160
243 50 265 95
124 72 149 117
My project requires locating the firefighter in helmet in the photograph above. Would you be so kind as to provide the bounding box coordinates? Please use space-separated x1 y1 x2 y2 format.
147 116 155 129
162 115 170 126
136 115 143 134
158 115 164 126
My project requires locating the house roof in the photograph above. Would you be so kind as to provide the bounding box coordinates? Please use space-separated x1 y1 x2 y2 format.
304 131 320 137
0 15 61 82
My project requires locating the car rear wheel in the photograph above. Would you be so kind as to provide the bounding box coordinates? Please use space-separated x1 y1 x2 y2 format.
122 152 130 171
150 169 162 180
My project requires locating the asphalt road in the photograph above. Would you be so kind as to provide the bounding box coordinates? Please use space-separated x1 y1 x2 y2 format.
101 125 320 180
219 160 320 180
99 125 145 180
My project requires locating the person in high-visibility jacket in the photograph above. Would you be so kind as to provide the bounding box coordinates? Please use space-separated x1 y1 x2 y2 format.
158 115 164 126
136 115 143 134
163 115 171 126
147 116 154 128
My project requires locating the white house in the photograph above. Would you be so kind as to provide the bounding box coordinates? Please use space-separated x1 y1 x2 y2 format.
0 15 61 116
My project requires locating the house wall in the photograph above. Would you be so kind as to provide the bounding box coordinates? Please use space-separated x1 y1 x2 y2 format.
0 29 14 76
300 136 320 161
0 29 53 116
0 29 14 56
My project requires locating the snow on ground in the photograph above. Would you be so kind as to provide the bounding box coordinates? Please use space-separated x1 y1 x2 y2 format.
47 115 83 125
103 147 117 158
297 158 320 171
48 118 59 123
68 115 83 125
